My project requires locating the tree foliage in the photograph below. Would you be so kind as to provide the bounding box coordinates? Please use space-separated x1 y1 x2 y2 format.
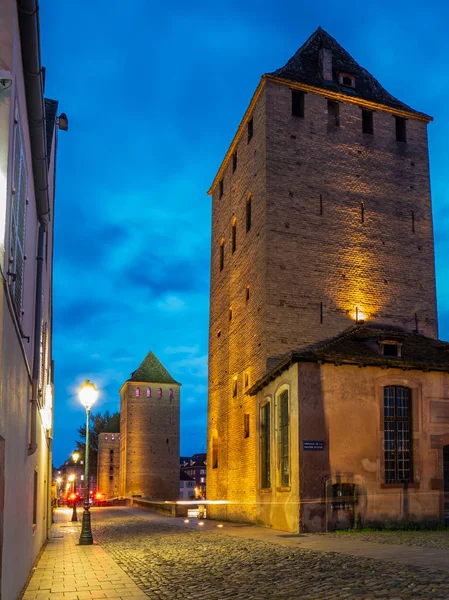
75 411 120 478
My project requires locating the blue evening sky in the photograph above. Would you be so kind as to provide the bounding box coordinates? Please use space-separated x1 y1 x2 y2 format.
40 0 449 467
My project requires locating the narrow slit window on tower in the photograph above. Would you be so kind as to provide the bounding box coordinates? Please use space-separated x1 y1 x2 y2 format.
327 100 339 126
362 110 373 135
291 90 305 118
219 179 224 198
169 388 173 399
232 218 237 253
245 285 250 302
158 388 162 398
320 302 323 324
396 116 407 142
244 413 250 438
232 151 237 173
247 117 253 143
135 387 140 397
319 194 323 215
146 387 151 398
232 376 238 397
244 371 249 388
229 306 233 321
246 194 252 232
411 210 415 233
219 238 224 272
361 201 365 223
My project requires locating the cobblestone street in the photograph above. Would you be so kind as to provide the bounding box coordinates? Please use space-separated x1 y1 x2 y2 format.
91 508 449 600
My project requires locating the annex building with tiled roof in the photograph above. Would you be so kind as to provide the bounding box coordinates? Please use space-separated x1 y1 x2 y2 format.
206 27 449 532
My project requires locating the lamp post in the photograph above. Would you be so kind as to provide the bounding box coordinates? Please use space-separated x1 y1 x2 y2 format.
71 451 80 522
68 474 77 521
78 380 98 545
56 477 62 507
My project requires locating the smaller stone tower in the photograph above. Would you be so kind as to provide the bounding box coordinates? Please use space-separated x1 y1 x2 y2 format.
97 432 121 499
119 351 180 500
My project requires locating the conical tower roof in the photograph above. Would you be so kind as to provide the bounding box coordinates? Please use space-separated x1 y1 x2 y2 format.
128 351 180 385
269 26 428 118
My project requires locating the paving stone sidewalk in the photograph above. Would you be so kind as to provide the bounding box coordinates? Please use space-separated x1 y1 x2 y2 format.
21 508 148 600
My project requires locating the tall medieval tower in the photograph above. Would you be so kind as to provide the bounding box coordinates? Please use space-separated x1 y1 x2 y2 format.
207 27 437 521
119 351 180 500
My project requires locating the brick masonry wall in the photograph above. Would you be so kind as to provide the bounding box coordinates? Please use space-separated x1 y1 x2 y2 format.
120 382 180 501
97 433 121 499
265 79 437 356
207 87 268 520
207 77 438 524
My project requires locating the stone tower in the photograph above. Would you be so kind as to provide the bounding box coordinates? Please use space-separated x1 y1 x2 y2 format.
119 351 180 500
97 432 120 499
207 27 437 522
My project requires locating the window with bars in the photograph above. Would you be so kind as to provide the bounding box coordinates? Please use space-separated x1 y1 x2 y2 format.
278 390 289 487
384 386 412 483
260 402 271 488
9 114 28 319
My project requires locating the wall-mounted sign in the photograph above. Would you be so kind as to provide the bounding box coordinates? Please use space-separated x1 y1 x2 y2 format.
303 440 324 451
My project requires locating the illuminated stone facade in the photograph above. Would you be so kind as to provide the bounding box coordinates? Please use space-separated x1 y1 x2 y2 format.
119 352 180 501
207 27 447 530
97 432 121 499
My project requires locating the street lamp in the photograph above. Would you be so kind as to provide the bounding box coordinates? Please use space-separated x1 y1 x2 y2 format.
78 379 98 545
68 473 77 522
56 477 62 507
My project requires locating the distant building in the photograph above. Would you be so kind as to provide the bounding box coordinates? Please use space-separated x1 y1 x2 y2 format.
119 351 181 500
0 1 65 597
181 453 207 497
179 470 196 500
207 26 449 532
97 433 121 499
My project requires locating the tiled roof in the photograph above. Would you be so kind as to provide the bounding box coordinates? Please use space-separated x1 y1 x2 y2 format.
269 27 430 119
128 351 179 385
248 325 449 394
44 98 58 167
180 470 195 482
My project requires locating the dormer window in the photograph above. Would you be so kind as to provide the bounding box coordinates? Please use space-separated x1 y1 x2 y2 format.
338 72 355 88
379 340 402 358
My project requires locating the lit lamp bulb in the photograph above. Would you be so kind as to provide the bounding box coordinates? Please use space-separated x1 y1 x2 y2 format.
68 474 75 483
72 451 80 463
78 380 98 409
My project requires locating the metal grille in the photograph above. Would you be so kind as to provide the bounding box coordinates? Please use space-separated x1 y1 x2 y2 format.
384 386 412 483
260 402 271 488
278 390 289 486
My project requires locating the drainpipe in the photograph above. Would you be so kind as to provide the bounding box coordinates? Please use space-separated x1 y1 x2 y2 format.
29 221 46 455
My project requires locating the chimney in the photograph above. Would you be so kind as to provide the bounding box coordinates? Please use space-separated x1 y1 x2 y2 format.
319 47 333 82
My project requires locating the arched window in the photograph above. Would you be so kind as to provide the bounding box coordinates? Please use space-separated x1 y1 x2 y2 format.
219 238 224 272
158 388 162 399
232 218 237 254
384 386 412 483
246 194 252 232
146 387 151 398
260 400 271 488
169 389 173 399
277 389 289 487
135 387 140 397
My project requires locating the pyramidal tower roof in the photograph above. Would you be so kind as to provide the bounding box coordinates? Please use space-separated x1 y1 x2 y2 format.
128 351 179 385
269 27 428 118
